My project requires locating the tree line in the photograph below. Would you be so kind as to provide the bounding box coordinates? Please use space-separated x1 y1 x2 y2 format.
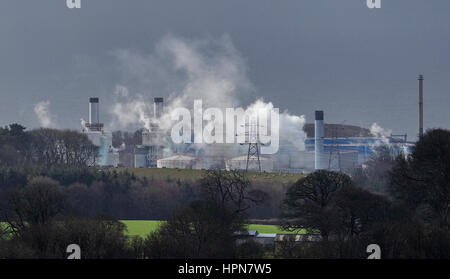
0 124 449 258
0 124 97 167
279 129 450 258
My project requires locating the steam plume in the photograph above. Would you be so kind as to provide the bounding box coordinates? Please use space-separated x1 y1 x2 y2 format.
108 34 307 153
34 101 56 128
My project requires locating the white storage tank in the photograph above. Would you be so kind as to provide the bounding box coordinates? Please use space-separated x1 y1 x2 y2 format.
157 154 197 169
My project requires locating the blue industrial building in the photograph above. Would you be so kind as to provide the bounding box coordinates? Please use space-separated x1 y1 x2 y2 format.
305 137 414 164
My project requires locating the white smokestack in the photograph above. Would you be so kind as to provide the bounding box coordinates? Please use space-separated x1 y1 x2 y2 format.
89 97 99 124
315 110 325 170
154 97 164 119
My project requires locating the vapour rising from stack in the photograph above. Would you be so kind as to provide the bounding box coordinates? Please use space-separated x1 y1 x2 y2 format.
34 100 57 128
108 34 308 155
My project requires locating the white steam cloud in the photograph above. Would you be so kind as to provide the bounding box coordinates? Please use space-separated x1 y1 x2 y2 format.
370 122 391 145
108 34 307 153
370 122 411 158
34 101 57 128
245 99 306 151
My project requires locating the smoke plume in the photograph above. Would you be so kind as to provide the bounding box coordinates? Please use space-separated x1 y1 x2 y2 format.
108 34 307 153
370 122 391 145
34 101 57 128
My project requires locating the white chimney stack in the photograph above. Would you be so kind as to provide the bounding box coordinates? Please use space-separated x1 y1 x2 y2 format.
154 97 164 119
315 110 325 170
89 97 99 124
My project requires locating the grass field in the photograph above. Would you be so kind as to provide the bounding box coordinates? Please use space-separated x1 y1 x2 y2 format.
122 220 164 237
2 220 303 237
122 170 305 237
121 220 302 237
127 168 305 184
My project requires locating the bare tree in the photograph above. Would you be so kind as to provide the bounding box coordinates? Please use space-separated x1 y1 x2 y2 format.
144 200 243 259
199 169 268 215
281 170 353 240
29 129 98 167
5 177 66 234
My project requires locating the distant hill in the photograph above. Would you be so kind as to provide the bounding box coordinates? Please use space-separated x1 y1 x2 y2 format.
303 123 372 138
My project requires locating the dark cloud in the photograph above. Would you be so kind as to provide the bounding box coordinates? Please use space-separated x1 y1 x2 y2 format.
0 0 449 140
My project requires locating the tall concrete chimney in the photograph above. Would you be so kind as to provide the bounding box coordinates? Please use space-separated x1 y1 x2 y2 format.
418 75 424 138
153 97 164 119
315 110 325 170
89 97 99 124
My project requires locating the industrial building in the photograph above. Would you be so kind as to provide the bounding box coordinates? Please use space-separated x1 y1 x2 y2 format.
149 108 413 173
136 107 413 173
81 96 413 173
82 97 120 167
157 154 197 169
133 97 167 168
82 75 424 173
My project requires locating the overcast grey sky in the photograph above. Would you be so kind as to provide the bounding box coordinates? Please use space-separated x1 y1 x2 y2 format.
0 0 449 140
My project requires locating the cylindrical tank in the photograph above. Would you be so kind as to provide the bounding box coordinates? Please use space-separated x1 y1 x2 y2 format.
157 155 196 169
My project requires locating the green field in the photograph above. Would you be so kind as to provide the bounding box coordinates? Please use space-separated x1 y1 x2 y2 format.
122 170 305 237
121 220 302 237
122 220 164 237
2 220 303 237
127 168 305 184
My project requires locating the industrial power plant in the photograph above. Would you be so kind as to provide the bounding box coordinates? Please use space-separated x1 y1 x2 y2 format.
81 77 425 173
81 98 121 167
